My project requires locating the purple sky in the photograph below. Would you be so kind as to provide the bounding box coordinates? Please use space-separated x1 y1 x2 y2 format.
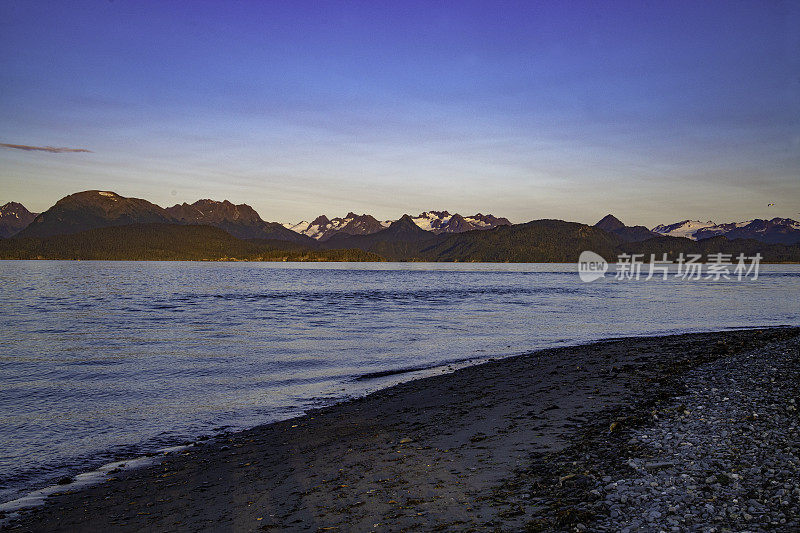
1 1 798 226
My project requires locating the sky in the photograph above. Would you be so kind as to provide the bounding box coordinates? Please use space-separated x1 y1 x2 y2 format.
1 0 798 227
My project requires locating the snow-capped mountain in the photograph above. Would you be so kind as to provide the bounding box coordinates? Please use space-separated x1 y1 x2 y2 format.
286 211 511 240
288 213 388 241
651 220 717 240
282 220 310 233
652 218 800 245
0 201 39 238
694 218 800 245
690 221 753 239
410 211 510 234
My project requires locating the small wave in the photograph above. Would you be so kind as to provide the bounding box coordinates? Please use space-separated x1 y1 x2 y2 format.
354 354 481 381
0 444 190 519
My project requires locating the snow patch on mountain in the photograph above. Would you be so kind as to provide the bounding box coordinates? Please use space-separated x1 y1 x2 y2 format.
0 202 39 238
651 220 716 240
282 221 310 232
412 211 451 232
693 221 754 239
301 215 352 240
410 211 510 234
653 218 800 244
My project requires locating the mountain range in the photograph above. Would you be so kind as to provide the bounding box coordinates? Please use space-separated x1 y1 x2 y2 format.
284 213 388 241
282 211 511 241
2 191 800 261
652 218 800 245
14 191 311 244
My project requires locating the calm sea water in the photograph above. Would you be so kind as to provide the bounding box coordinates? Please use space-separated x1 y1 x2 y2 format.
1 261 799 504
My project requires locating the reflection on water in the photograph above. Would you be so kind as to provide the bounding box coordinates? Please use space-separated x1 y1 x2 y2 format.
1 260 798 502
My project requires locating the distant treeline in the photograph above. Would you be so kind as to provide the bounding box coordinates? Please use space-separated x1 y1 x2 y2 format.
322 219 800 263
615 236 800 263
1 221 799 262
0 224 383 262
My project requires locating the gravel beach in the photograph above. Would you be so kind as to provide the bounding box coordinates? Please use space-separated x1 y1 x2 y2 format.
4 327 799 532
594 332 800 532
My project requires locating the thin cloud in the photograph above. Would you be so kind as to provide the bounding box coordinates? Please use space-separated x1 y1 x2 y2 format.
0 143 92 153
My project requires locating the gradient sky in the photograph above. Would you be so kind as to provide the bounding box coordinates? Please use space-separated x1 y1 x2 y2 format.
1 1 798 226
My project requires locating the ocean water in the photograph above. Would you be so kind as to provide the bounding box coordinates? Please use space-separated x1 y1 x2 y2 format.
1 261 799 505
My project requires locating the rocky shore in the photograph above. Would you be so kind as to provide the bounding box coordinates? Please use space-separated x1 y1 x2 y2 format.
4 327 799 532
491 328 800 532
595 333 799 532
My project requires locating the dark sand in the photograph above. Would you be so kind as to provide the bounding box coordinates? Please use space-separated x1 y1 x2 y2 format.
5 327 799 532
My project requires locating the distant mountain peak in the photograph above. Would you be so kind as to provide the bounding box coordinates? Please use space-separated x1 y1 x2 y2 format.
337 214 385 237
379 214 430 237
594 214 659 242
71 190 120 201
310 214 331 226
166 198 263 225
393 214 420 226
419 210 451 218
0 201 38 238
594 214 625 232
1 201 32 215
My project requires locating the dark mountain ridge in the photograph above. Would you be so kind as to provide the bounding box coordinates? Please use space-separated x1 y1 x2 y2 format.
4 217 799 262
15 191 312 244
594 214 659 242
418 219 623 262
322 214 444 260
335 214 386 239
166 199 312 243
0 201 38 238
17 190 173 238
594 214 626 233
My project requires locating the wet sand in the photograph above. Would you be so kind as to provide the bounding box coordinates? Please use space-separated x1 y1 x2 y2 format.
5 327 799 532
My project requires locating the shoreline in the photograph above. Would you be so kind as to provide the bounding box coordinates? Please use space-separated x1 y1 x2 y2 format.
4 327 800 531
0 325 782 513
3 259 800 263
